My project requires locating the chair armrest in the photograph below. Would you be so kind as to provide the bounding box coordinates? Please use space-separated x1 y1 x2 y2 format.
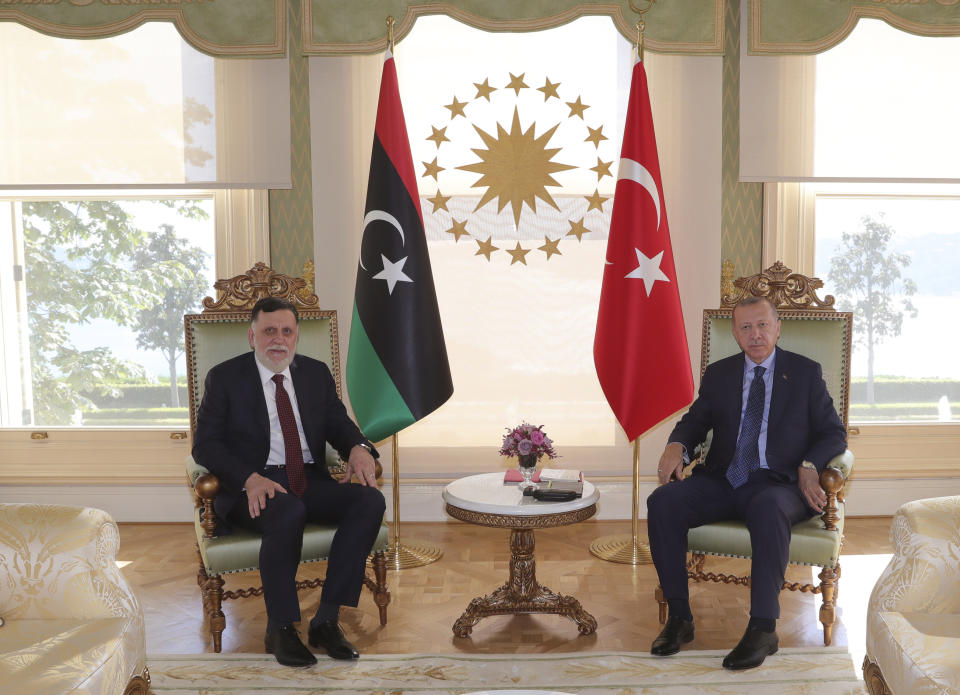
825 448 854 479
819 448 854 531
186 455 220 539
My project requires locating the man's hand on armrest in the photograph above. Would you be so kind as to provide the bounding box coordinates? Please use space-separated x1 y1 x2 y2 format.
658 442 685 485
341 445 378 487
798 466 826 514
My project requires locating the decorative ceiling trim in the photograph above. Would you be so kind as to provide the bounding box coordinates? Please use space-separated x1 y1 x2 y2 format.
0 0 285 58
750 0 960 55
302 1 724 56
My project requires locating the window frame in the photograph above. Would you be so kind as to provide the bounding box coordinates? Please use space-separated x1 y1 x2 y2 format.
0 189 268 485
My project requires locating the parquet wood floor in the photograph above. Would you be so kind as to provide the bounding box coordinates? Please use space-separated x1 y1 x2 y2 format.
118 517 892 656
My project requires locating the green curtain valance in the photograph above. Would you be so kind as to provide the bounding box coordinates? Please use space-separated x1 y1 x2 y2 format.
0 0 725 56
0 0 285 57
302 1 724 55
750 0 960 55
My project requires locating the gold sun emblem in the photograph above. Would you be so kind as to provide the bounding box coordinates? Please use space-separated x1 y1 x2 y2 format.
423 71 612 266
457 108 575 226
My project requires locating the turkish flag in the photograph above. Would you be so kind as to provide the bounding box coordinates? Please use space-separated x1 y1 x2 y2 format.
593 57 693 441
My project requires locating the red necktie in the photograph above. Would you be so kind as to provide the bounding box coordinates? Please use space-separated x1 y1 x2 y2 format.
272 374 306 497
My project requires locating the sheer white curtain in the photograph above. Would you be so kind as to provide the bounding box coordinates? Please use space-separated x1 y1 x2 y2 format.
0 22 290 189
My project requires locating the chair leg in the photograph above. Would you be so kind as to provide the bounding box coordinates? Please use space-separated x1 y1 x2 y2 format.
370 550 390 626
203 573 226 653
818 564 838 646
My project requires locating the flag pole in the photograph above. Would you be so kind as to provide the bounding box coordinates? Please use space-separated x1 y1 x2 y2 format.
376 433 443 570
589 438 652 564
589 12 656 565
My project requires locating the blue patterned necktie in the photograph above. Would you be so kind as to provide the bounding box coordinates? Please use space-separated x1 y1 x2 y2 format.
727 365 766 489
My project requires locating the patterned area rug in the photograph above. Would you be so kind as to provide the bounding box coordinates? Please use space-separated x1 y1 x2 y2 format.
147 648 868 694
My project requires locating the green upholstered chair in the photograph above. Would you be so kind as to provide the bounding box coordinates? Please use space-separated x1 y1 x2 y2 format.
655 262 855 646
184 263 389 653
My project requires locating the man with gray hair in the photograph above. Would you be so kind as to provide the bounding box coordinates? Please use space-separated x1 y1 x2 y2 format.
193 297 385 667
646 296 847 669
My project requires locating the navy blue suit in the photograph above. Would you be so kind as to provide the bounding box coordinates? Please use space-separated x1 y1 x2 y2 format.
647 346 846 620
193 352 385 624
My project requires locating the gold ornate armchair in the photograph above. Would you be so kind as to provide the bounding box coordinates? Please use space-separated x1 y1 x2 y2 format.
0 503 149 695
184 263 390 652
655 262 855 646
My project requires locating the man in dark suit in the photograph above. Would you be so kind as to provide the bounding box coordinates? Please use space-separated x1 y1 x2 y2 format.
193 297 386 667
646 296 847 670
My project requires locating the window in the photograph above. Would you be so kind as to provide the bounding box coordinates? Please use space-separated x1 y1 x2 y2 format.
762 20 960 425
0 22 276 431
811 184 960 423
0 194 216 428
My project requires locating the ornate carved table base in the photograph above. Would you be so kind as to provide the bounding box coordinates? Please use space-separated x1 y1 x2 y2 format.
445 500 598 638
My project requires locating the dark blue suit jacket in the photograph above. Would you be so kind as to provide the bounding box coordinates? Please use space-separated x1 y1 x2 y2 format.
669 346 846 482
192 352 373 520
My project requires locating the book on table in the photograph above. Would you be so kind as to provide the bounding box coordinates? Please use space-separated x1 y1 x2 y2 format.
503 468 583 484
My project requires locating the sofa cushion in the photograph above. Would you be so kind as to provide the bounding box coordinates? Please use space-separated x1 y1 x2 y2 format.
871 611 960 695
0 616 142 695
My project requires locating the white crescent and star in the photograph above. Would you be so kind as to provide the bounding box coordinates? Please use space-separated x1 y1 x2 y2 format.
614 157 671 297
360 209 414 295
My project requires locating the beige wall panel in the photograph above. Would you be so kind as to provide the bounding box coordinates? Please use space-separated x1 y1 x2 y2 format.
847 425 960 480
0 430 190 485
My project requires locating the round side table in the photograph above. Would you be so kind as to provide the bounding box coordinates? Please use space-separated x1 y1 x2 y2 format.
442 472 599 637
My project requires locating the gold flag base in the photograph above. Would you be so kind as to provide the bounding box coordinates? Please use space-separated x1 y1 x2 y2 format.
589 533 652 565
369 538 443 570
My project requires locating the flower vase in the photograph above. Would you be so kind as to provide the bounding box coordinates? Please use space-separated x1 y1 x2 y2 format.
517 453 538 490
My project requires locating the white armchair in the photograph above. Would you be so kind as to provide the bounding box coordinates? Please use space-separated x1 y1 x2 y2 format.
863 495 960 695
0 504 149 695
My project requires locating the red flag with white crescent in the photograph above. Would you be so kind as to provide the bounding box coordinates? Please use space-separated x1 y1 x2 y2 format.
593 56 693 441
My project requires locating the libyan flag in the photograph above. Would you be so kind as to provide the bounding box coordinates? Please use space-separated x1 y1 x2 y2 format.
346 50 453 443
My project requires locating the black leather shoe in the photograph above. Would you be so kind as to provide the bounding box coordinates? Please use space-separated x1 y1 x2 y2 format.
650 616 695 656
308 619 360 660
264 625 317 667
722 626 779 670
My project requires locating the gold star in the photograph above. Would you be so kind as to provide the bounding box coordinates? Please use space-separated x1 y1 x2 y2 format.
584 189 608 211
444 96 468 119
566 96 590 119
537 77 561 101
457 107 575 225
584 125 608 148
566 217 592 242
475 236 499 260
538 236 562 259
506 72 528 96
422 157 444 180
507 242 531 265
474 78 497 101
591 157 613 180
426 125 449 147
427 190 451 212
445 218 469 241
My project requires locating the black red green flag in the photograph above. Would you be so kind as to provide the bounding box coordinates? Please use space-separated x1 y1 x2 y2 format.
346 50 453 443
